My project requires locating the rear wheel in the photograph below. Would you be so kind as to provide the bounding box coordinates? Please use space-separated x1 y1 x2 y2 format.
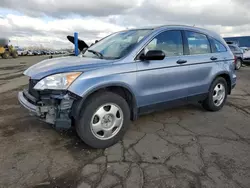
235 58 242 70
202 77 228 111
76 91 130 148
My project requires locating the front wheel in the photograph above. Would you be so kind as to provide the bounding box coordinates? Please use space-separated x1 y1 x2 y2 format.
235 58 242 70
2 52 9 59
202 77 228 111
76 91 131 148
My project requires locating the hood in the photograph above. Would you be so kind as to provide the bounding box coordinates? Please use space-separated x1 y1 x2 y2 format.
24 56 112 79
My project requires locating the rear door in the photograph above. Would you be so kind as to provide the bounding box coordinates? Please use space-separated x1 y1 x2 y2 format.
181 30 216 100
136 30 190 111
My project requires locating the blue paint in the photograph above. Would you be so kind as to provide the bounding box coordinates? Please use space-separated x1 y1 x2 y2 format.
24 25 236 109
74 32 78 56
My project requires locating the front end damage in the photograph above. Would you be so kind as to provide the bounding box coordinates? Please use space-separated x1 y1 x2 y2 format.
18 79 78 129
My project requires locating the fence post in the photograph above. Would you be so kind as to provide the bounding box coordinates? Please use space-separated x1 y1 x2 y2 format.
74 32 78 56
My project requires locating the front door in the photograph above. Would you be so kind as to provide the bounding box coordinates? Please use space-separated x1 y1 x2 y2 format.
136 30 190 112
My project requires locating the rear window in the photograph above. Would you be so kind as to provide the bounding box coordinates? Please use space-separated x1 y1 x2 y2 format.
213 39 227 53
186 31 211 55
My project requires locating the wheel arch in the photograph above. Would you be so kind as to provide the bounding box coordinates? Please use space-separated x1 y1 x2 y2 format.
212 72 232 94
236 56 243 61
71 83 138 121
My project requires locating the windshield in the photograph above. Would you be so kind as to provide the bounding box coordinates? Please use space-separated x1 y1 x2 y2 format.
83 29 152 59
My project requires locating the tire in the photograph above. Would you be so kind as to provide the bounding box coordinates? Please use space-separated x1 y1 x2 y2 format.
12 52 18 58
2 52 9 59
76 91 131 148
235 58 242 70
202 77 228 111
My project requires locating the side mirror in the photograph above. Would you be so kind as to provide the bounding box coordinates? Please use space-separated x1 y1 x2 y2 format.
140 50 165 61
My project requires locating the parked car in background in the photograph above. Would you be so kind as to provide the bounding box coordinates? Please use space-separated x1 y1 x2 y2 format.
44 50 50 55
40 50 47 55
243 50 250 64
27 50 33 56
33 51 41 55
227 42 243 70
18 25 236 148
240 47 249 53
17 48 28 56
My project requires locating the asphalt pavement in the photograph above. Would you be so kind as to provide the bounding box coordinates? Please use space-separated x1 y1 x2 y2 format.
0 56 250 188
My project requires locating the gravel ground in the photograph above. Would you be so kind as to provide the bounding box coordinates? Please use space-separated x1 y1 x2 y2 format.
0 56 250 188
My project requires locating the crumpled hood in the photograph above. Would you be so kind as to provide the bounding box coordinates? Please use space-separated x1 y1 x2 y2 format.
24 56 112 79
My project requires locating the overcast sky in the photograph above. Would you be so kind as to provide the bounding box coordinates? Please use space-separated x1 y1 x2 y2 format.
0 0 250 49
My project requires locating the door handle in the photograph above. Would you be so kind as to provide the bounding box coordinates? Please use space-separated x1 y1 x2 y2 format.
176 59 187 64
210 56 218 61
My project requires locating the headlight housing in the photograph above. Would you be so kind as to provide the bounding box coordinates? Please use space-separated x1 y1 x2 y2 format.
34 72 81 90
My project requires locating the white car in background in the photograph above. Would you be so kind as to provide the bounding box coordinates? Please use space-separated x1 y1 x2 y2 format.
17 48 28 56
240 47 249 53
243 49 250 64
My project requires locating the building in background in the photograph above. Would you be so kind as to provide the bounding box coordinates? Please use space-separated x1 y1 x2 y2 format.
224 36 250 47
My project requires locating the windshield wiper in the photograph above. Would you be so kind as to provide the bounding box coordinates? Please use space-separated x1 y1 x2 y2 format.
87 49 103 59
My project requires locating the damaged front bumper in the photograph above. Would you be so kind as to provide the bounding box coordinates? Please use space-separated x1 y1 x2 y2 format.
18 88 76 129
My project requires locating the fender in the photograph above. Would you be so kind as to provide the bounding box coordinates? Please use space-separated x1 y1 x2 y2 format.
80 82 137 104
69 79 138 120
210 71 232 93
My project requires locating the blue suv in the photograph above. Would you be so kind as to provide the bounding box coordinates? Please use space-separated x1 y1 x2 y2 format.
18 25 236 148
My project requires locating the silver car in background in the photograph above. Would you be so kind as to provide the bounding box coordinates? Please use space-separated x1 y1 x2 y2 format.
227 43 243 70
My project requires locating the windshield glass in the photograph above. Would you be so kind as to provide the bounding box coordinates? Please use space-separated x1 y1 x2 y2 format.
83 29 152 59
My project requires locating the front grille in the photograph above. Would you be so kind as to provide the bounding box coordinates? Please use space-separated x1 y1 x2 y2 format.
29 79 40 99
23 89 38 105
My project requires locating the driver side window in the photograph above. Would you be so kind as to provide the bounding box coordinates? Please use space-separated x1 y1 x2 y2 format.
145 30 184 56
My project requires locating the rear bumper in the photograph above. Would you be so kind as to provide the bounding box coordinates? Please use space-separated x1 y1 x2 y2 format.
232 83 236 90
231 74 237 91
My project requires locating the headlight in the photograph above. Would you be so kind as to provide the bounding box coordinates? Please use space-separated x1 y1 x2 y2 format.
34 72 81 90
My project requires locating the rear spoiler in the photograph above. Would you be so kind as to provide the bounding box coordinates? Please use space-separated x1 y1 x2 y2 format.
67 35 89 51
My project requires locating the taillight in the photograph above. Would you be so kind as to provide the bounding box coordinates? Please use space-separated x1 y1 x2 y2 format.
234 56 237 64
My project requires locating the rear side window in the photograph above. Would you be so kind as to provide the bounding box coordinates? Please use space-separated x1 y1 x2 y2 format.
185 31 211 55
145 30 183 56
212 39 227 52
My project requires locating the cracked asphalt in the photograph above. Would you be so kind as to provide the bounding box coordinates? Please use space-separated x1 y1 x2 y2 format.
0 56 250 188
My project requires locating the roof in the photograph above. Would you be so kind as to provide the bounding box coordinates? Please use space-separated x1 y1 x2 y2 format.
134 24 210 31
130 24 221 40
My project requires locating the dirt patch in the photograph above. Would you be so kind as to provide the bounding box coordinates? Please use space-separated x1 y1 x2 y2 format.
0 73 24 80
33 171 81 188
54 129 104 162
0 65 26 70
0 117 40 137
